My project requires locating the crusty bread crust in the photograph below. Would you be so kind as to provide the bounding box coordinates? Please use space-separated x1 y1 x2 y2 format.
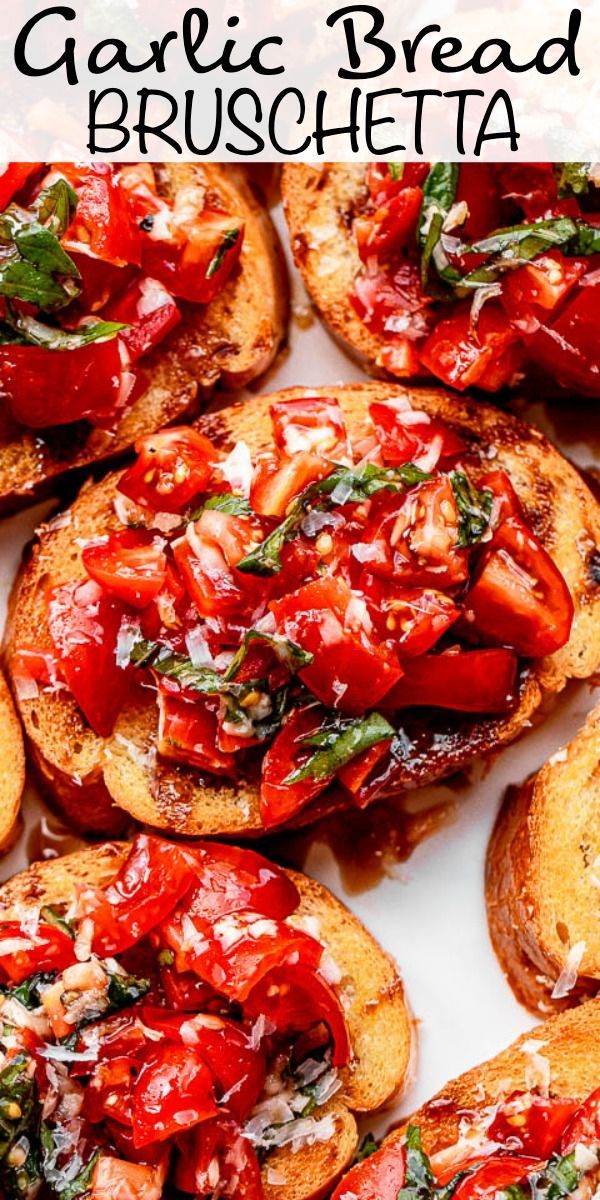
0 843 413 1200
383 1001 600 1159
486 704 600 1015
5 383 600 837
0 669 25 854
0 163 288 515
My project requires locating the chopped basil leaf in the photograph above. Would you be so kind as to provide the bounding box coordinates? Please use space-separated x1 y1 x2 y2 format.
556 162 591 196
355 1132 378 1162
0 178 81 314
40 1123 100 1200
418 163 459 289
107 969 150 1013
224 629 313 682
397 1124 436 1200
286 711 395 785
2 1131 41 1199
35 178 78 237
201 493 253 516
467 218 578 258
1 971 56 1011
40 906 75 939
206 228 240 279
571 221 600 255
0 1053 37 1163
388 163 404 181
1 311 126 350
450 471 493 546
130 639 264 699
544 1152 581 1200
237 461 430 576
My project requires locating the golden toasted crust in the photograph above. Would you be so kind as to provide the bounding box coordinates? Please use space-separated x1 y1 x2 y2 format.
0 163 288 515
0 669 25 854
381 1001 600 1160
486 704 600 1016
0 844 413 1200
5 383 600 837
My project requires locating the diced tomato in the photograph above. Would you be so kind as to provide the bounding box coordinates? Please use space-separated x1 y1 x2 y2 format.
133 1044 217 1147
352 259 431 343
271 576 401 714
141 1009 266 1120
381 648 518 713
502 251 587 332
336 740 393 807
91 1156 167 1200
90 834 198 957
332 1142 406 1200
194 508 267 569
464 517 574 656
0 919 75 984
451 1155 544 1200
0 337 127 429
529 276 600 397
118 427 216 514
173 525 259 620
179 842 299 922
105 276 181 362
362 577 459 656
69 252 132 313
157 690 236 777
76 1013 149 1073
456 163 505 240
355 186 423 261
271 396 351 462
370 399 465 471
560 1086 600 1153
260 705 338 828
10 646 60 692
379 338 424 378
489 1094 579 1158
174 1117 263 1200
160 968 218 1012
366 478 469 589
366 162 429 203
82 531 167 609
48 579 132 737
0 162 42 210
86 1056 137 1127
420 303 524 392
61 163 142 267
140 561 187 641
478 469 523 527
143 211 245 305
250 452 331 519
495 163 558 219
244 963 350 1066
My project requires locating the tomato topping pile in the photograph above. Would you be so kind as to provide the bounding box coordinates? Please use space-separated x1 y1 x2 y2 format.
22 393 573 827
0 833 350 1199
351 161 600 396
333 1088 600 1200
0 162 244 430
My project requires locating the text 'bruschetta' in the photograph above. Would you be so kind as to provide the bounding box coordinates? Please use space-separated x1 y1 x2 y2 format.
5 384 600 836
0 161 287 513
283 162 600 395
334 1001 600 1200
487 704 600 1015
0 833 411 1200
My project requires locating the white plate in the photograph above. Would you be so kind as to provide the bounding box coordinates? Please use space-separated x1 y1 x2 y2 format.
0 194 598 1136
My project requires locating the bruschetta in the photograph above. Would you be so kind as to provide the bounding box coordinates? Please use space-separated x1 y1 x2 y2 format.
0 668 25 853
0 832 412 1199
487 704 600 1015
282 162 600 395
332 1000 600 1200
0 161 287 514
4 383 600 835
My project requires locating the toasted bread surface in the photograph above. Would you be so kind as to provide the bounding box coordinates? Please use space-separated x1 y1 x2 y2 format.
5 383 600 837
487 704 600 1015
0 668 25 853
384 1000 600 1158
0 844 412 1199
0 164 288 514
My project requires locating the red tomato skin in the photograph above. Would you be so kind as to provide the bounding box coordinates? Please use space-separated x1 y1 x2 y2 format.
0 338 125 429
502 251 587 332
48 579 132 737
0 920 75 984
244 963 351 1067
82 530 167 609
260 705 337 828
456 163 505 240
250 451 331 519
560 1086 600 1154
63 163 142 267
528 277 600 397
366 163 429 203
180 841 299 922
157 690 237 777
118 427 215 514
270 396 350 462
105 276 181 362
142 211 245 304
419 303 524 393
369 400 465 470
132 1044 217 1147
451 1155 544 1200
464 517 574 657
489 1094 579 1158
362 576 459 656
336 740 393 806
366 478 469 590
381 649 518 714
0 163 43 210
332 1142 406 1200
355 186 423 261
91 834 197 957
85 1055 137 1127
174 1116 263 1199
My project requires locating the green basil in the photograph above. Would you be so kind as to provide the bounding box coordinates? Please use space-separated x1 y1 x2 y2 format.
388 163 405 181
2 312 126 350
397 1124 436 1200
0 1054 37 1165
34 178 78 237
571 221 600 255
236 461 430 577
40 906 75 939
456 218 579 291
106 969 150 1013
40 1123 100 1200
224 629 313 681
130 639 263 699
450 471 493 546
0 178 82 313
544 1152 581 1200
1 971 56 1011
418 163 459 289
285 711 395 785
206 228 240 279
201 493 253 516
556 162 591 196
355 1133 378 1162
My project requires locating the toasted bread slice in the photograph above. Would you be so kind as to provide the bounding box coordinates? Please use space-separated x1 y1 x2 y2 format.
0 163 288 515
486 704 600 1016
0 668 25 853
5 383 600 836
0 843 413 1200
378 1000 600 1162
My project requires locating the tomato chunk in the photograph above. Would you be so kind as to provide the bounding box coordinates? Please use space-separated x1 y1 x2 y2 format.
451 1156 544 1200
355 186 423 261
105 276 181 362
363 577 459 655
62 163 142 267
529 276 600 397
82 531 167 609
157 691 236 777
270 396 350 462
118 427 216 513
244 963 351 1066
48 579 132 737
332 1142 406 1200
420 303 524 392
370 399 465 470
91 834 197 957
0 338 127 429
489 1093 578 1158
366 478 469 589
133 1044 217 1147
174 1117 263 1200
502 251 587 332
464 517 573 657
381 648 518 713
0 163 42 209
560 1086 600 1153
250 451 331 519
143 211 245 304
260 704 337 828
0 920 75 984
179 842 299 922
270 576 401 714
